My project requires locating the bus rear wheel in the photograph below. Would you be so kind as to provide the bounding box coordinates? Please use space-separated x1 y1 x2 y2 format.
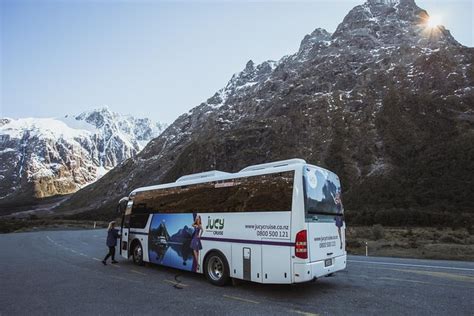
204 251 230 286
132 241 144 266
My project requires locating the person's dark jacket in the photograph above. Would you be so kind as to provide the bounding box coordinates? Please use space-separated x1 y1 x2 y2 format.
106 229 120 247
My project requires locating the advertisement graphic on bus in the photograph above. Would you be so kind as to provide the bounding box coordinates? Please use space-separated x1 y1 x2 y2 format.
148 213 196 271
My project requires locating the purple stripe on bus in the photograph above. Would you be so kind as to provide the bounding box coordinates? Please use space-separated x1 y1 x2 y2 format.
200 236 294 247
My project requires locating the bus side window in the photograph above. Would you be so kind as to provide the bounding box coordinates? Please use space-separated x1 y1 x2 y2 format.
131 171 294 214
130 213 148 229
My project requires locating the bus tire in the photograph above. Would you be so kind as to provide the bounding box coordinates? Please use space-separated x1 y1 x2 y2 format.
132 240 144 266
204 251 230 286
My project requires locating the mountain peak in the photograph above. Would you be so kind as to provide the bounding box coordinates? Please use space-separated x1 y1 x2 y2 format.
367 0 399 7
75 107 117 129
365 0 421 20
366 0 416 7
244 60 255 73
332 0 459 48
298 28 332 58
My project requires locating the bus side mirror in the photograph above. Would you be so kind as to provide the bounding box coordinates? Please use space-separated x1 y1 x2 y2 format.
117 197 129 214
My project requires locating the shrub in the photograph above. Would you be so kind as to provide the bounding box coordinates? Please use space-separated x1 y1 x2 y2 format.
439 235 463 244
346 239 362 248
372 224 385 240
468 226 474 235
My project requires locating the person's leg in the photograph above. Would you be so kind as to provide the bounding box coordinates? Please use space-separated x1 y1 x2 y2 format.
103 247 113 264
111 247 118 263
192 250 198 272
194 250 200 271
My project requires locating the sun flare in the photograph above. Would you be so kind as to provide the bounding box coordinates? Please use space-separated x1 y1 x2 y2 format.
426 15 442 28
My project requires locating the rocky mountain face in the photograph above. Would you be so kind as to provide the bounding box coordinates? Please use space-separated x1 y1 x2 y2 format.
0 107 166 206
61 0 473 225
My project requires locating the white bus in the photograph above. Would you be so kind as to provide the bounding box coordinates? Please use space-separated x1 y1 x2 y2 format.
118 158 346 285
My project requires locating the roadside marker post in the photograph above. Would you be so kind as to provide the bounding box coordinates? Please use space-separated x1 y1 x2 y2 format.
94 222 96 229
365 242 368 256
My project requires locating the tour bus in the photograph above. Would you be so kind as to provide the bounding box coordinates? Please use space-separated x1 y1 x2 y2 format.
117 158 346 286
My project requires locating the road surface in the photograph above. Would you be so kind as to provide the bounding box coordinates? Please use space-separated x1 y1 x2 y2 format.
1 229 473 315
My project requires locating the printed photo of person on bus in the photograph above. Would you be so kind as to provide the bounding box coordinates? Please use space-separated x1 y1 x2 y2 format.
191 214 203 272
333 188 344 249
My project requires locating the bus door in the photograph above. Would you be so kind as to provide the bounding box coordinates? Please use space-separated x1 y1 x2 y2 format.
120 200 133 258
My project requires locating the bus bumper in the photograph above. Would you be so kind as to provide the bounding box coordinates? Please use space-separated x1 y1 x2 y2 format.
293 254 347 283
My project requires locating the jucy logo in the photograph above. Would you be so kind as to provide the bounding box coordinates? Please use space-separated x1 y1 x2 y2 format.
206 216 225 230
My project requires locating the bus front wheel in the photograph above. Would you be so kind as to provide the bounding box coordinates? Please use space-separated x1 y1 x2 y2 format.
132 241 144 266
204 251 230 286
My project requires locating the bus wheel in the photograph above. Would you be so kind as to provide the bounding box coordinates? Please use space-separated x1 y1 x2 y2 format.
204 252 230 286
132 241 144 266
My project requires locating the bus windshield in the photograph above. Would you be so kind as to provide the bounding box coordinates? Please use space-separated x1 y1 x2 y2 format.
303 166 343 217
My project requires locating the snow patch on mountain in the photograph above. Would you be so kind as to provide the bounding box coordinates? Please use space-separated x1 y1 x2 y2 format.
1 118 94 141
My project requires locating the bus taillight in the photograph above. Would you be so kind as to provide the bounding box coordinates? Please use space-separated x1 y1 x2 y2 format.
295 230 308 259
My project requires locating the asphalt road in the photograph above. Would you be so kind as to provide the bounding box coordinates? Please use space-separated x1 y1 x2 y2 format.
1 229 473 315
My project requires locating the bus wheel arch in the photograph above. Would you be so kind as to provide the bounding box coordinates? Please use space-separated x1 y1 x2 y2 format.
130 239 144 266
203 249 230 286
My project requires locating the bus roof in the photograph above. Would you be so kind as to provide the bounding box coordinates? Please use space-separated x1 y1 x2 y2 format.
130 158 308 195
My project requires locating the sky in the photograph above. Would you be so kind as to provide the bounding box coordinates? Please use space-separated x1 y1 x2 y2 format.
1 0 473 124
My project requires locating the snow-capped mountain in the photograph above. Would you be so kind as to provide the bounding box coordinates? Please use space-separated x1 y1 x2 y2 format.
0 107 166 202
55 0 473 221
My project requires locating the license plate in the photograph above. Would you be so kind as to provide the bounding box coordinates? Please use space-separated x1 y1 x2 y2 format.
325 259 332 267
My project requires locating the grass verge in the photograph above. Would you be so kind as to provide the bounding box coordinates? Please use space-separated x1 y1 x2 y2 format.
347 225 474 261
0 218 108 233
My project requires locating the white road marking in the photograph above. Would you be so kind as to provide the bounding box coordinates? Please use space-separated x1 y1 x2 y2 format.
93 258 102 261
290 310 319 316
378 276 433 285
130 269 146 276
348 259 474 272
47 235 93 259
223 295 259 304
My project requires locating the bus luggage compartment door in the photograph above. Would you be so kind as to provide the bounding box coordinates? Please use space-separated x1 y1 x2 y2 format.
243 247 251 280
261 245 291 284
231 244 262 282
